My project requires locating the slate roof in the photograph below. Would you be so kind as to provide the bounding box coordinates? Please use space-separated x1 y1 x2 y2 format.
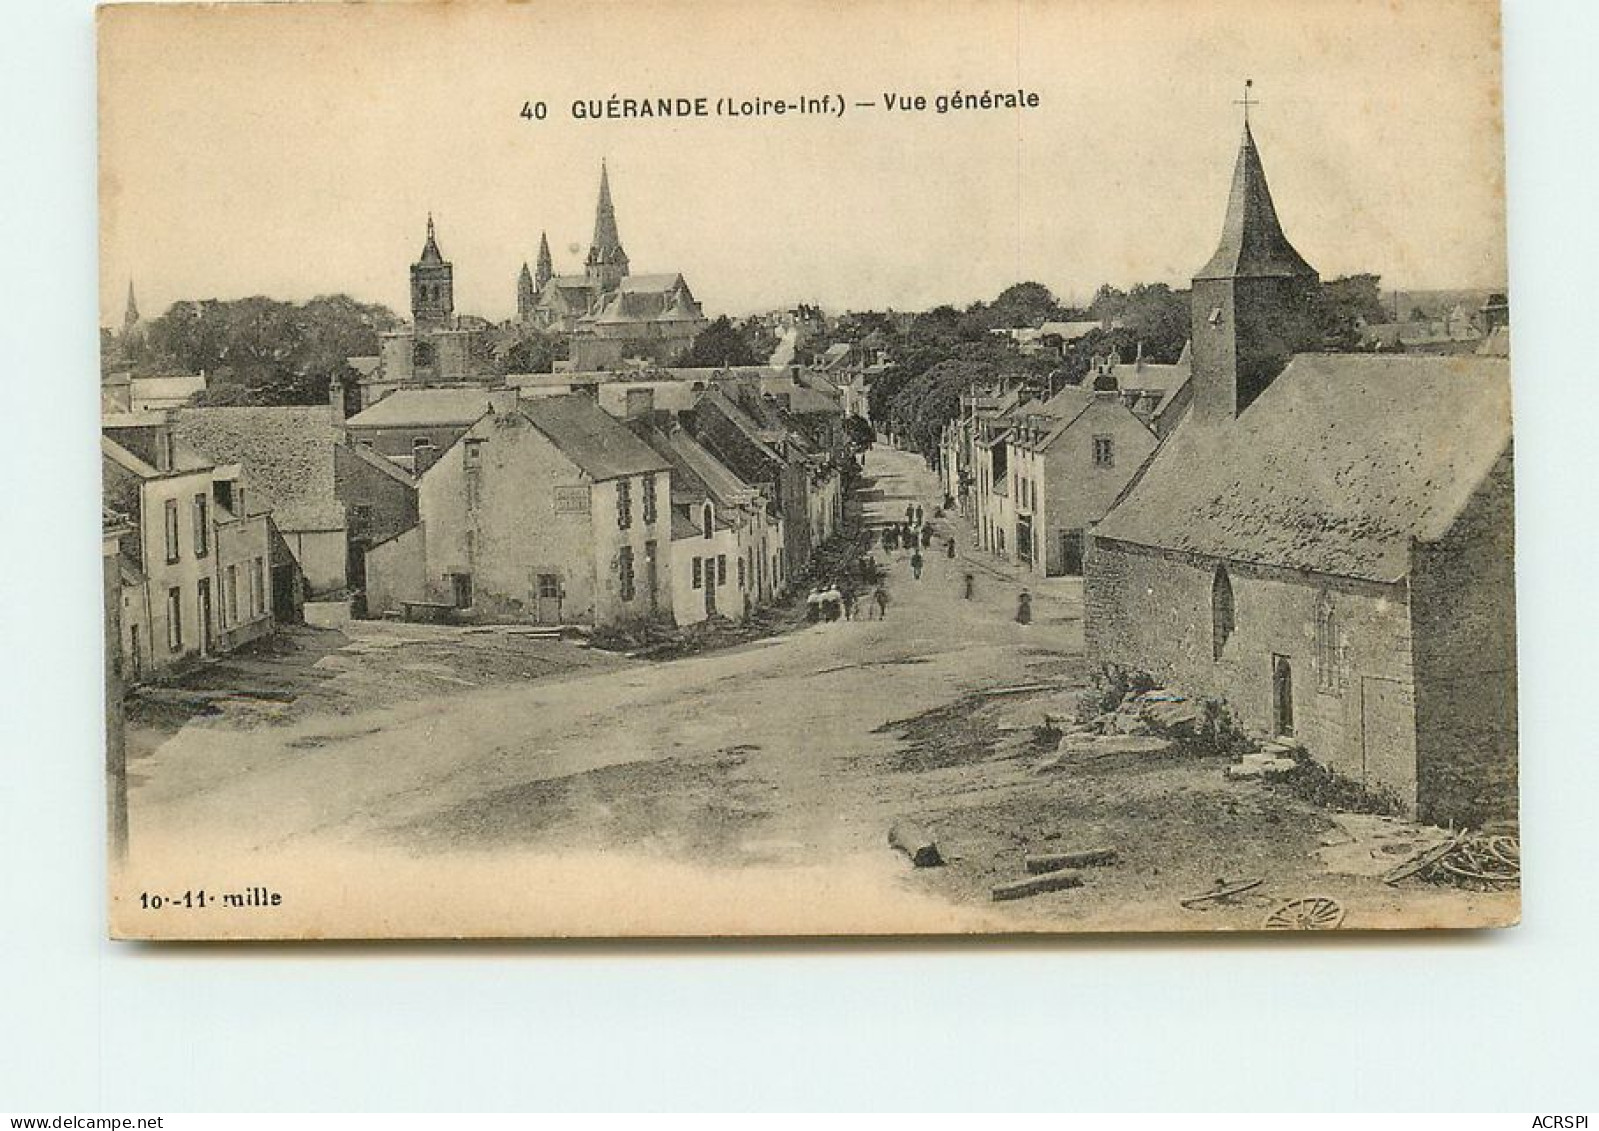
345 388 494 430
176 407 345 531
619 273 686 293
1093 353 1513 582
517 394 671 482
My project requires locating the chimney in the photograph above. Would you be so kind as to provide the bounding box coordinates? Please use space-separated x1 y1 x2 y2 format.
624 386 656 421
329 375 348 430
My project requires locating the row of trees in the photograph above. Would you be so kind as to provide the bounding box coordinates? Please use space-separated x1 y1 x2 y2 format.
111 294 402 407
841 274 1390 462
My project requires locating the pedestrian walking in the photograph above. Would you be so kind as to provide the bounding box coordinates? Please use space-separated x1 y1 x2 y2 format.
873 585 889 619
946 535 957 559
963 572 975 600
910 550 924 580
914 504 923 527
920 525 932 549
883 526 898 551
905 503 915 524
842 587 858 621
1016 590 1033 625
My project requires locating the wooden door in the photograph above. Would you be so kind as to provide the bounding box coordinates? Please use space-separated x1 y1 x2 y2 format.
198 579 213 655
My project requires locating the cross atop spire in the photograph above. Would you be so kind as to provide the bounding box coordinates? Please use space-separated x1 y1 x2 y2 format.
1234 78 1259 127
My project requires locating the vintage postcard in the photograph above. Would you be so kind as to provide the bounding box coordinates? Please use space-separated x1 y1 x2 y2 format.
99 0 1518 939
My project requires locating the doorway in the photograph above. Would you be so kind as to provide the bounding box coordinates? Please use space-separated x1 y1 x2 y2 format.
1272 654 1295 737
704 567 718 617
1061 530 1084 576
533 572 562 624
197 578 214 655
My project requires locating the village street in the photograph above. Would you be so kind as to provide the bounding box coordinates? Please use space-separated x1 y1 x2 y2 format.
121 446 1511 937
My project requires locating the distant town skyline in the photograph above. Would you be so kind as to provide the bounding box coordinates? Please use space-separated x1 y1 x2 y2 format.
100 0 1507 327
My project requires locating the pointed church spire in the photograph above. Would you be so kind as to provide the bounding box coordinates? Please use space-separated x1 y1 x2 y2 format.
535 231 554 288
585 161 629 289
592 161 621 254
517 261 536 321
123 280 140 331
1195 119 1316 282
419 212 444 265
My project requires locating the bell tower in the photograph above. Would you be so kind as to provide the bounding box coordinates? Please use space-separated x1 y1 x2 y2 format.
1190 87 1320 420
410 213 455 331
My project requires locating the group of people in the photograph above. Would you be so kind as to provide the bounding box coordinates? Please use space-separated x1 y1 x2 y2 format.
805 579 890 622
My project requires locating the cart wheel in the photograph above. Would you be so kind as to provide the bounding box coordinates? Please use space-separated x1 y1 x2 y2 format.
1263 896 1345 930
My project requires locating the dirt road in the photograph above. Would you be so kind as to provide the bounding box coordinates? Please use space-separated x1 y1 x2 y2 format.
119 445 1512 938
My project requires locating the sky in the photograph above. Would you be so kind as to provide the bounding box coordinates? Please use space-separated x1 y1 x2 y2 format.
98 0 1508 326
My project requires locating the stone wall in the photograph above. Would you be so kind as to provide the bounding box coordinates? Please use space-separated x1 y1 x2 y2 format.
1086 536 1419 806
1409 446 1519 826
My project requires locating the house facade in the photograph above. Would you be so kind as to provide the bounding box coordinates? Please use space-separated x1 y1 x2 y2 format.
102 413 274 682
1006 388 1161 577
175 406 349 595
363 393 674 626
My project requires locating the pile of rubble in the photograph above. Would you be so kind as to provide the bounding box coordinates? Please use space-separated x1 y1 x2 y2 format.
1034 687 1201 772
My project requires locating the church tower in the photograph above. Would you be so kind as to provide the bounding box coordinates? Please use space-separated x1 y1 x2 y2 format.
517 262 536 322
535 231 554 289
410 214 455 331
123 280 140 334
1190 105 1320 421
585 161 630 292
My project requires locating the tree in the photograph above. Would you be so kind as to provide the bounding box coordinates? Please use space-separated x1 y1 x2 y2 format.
986 281 1062 329
130 294 400 405
1312 274 1388 350
678 315 763 367
843 414 876 450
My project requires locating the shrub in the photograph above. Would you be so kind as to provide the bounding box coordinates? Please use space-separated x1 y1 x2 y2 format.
1268 749 1409 816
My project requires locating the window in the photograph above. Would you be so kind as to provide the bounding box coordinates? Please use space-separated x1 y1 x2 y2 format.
1207 305 1224 327
616 479 632 529
642 474 657 525
163 498 181 563
537 573 560 599
1315 592 1343 693
251 557 265 617
350 504 372 538
192 493 209 556
166 586 183 651
226 565 239 625
692 557 703 589
1212 566 1235 661
463 439 483 468
618 546 636 601
717 555 727 586
702 502 713 540
1093 436 1115 468
413 340 436 367
737 556 747 590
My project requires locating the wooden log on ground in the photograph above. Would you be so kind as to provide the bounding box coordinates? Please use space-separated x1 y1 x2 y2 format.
1024 847 1118 874
888 820 943 867
992 868 1084 901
